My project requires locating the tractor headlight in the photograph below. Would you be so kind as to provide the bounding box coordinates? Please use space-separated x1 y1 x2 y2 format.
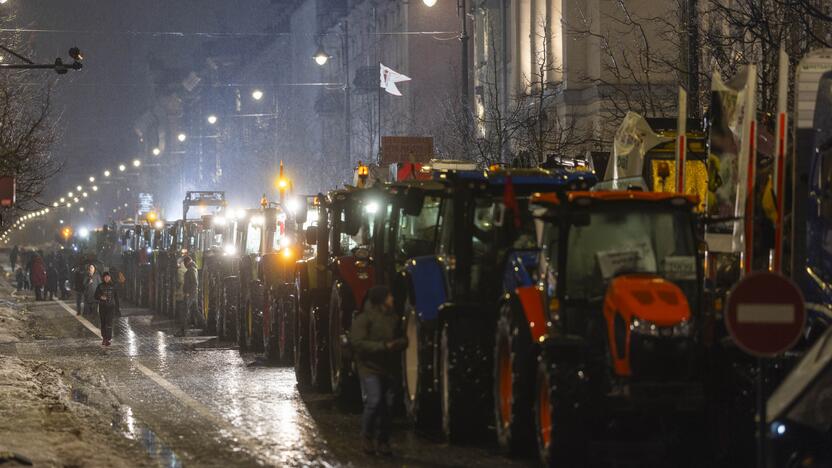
630 318 691 338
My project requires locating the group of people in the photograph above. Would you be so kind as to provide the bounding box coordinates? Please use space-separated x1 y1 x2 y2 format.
11 245 71 301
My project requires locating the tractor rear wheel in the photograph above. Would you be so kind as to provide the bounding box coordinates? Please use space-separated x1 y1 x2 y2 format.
278 294 295 365
494 304 535 455
309 304 331 391
294 298 312 390
264 290 279 363
329 284 360 407
534 355 590 467
402 302 438 434
237 299 249 351
439 319 491 443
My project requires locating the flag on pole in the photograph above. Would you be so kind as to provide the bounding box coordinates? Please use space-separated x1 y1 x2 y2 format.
380 63 411 96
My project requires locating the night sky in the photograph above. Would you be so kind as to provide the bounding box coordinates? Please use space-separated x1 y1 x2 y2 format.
13 0 283 188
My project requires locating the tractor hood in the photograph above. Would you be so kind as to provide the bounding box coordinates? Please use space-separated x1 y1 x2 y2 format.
603 274 692 377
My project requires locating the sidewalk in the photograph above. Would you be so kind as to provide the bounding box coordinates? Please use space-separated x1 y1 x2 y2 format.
0 273 158 467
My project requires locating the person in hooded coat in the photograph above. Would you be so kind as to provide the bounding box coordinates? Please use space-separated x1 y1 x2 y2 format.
29 256 47 301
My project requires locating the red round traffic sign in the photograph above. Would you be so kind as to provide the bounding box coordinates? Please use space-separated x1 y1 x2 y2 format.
725 271 806 357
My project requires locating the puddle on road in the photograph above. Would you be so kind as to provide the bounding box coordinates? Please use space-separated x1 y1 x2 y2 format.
72 387 183 467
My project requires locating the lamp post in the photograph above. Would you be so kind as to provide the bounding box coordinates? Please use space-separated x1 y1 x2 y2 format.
314 21 352 176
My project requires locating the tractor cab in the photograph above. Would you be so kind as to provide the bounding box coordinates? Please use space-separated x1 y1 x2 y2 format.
529 190 706 465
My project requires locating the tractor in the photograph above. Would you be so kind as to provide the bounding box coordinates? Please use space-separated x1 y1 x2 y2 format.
521 190 708 466
388 167 595 441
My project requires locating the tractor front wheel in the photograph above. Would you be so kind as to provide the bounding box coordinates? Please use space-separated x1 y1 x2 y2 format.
494 304 535 455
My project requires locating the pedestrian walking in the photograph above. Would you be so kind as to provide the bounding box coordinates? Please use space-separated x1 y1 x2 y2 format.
30 255 47 301
350 285 408 456
178 256 204 336
94 271 119 347
9 244 18 271
82 264 101 317
73 264 85 312
15 267 25 292
46 261 59 300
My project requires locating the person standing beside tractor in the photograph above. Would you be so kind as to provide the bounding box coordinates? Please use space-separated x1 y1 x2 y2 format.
177 256 204 336
82 264 100 317
350 285 408 456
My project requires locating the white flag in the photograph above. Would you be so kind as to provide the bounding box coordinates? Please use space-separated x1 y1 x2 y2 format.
380 63 411 96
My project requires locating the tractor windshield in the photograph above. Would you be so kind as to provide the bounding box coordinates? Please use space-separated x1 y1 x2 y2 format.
561 204 697 301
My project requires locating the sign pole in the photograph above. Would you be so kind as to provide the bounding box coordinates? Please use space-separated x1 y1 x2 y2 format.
676 87 687 193
756 357 767 468
773 47 789 273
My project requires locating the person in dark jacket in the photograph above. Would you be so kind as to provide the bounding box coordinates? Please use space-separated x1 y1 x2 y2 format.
350 285 408 456
178 257 204 336
45 261 59 300
82 264 101 317
94 271 118 346
15 267 25 292
73 263 85 312
9 245 18 271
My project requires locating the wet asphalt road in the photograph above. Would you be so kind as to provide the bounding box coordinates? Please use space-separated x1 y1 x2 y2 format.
4 294 534 468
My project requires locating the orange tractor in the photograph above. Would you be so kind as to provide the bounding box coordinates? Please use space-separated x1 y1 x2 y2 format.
500 190 708 465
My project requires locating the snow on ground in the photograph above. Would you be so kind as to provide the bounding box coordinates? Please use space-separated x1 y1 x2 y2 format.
0 355 160 467
0 301 27 344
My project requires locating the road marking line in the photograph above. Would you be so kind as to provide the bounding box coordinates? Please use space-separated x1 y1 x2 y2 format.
55 299 102 338
53 298 268 462
737 304 795 324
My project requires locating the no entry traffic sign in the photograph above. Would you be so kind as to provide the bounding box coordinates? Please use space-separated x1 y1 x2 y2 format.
726 272 806 357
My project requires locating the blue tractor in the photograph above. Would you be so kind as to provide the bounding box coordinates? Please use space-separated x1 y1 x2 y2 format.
390 167 596 441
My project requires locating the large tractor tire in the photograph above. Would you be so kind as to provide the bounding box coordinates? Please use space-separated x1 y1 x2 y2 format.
217 278 236 341
203 270 217 336
294 295 312 390
534 352 591 467
309 304 331 391
494 302 536 455
277 292 296 365
439 318 492 443
402 301 439 434
237 298 250 351
264 288 280 363
328 283 360 407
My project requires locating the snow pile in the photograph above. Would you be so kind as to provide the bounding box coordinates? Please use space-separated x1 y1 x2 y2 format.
0 356 156 467
0 301 27 344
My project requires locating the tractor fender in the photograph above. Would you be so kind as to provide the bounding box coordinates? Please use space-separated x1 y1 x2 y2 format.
403 256 447 322
335 256 375 309
514 286 547 343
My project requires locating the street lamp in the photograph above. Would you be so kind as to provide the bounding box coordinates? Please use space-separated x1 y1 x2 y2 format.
313 46 331 66
76 185 82 191
92 185 98 191
118 164 126 172
104 170 111 177
89 176 95 183
152 147 161 156
177 133 187 142
133 159 141 168
68 192 73 197
422 0 437 6
207 115 218 125
251 89 264 101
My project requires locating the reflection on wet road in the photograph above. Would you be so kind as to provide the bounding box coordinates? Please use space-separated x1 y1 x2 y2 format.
16 299 529 468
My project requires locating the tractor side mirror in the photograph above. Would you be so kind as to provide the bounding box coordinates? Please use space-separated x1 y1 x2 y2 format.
344 206 361 236
296 202 308 225
305 225 318 246
403 189 425 216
